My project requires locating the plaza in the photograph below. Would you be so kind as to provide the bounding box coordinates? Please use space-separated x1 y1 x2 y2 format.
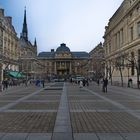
0 82 139 139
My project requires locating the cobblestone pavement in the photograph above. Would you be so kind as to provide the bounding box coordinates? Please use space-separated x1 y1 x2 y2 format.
67 82 140 140
0 82 140 139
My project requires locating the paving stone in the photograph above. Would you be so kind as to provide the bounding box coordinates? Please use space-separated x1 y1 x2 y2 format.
52 133 73 140
9 102 59 110
0 88 44 112
97 133 124 140
53 83 72 135
0 97 22 100
120 133 140 140
26 133 52 140
0 112 56 133
0 102 11 107
27 96 61 101
74 133 99 140
70 112 140 133
69 101 118 110
1 82 140 140
0 133 5 139
1 133 28 140
54 125 72 133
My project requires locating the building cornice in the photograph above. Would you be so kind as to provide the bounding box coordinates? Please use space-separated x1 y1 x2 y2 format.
104 0 140 37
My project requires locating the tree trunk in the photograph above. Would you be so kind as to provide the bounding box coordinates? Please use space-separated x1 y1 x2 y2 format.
136 67 140 89
119 67 123 87
110 67 114 85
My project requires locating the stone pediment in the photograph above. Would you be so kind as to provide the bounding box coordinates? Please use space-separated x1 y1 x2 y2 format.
55 52 72 59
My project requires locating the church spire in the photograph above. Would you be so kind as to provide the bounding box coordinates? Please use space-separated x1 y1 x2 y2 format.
34 38 37 47
20 7 28 41
34 38 38 55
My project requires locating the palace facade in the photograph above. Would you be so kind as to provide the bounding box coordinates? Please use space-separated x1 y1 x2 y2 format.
103 0 140 88
38 43 89 80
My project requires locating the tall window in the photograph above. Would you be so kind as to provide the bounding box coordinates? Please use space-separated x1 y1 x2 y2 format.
115 34 117 49
120 28 124 45
130 26 134 41
137 22 140 37
109 44 111 53
131 52 135 76
118 32 120 48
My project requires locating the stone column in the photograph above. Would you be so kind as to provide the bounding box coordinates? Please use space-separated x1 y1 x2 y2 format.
65 61 66 69
0 64 3 91
70 62 72 74
60 61 61 69
54 62 57 74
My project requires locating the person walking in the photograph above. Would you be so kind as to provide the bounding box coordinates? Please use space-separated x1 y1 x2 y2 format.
79 80 83 88
97 79 100 86
41 79 45 88
103 78 108 93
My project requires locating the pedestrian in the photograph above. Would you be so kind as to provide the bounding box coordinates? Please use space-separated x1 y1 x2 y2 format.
79 80 83 88
86 79 89 86
41 79 45 88
128 78 133 88
97 79 100 86
103 78 108 92
82 79 86 86
35 79 40 87
3 79 8 90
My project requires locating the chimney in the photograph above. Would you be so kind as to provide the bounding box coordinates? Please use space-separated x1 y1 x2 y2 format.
5 16 12 25
61 43 66 46
51 49 54 52
0 9 4 17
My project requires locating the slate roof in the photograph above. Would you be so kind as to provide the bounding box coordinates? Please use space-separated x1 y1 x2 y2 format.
38 52 54 58
72 52 89 58
38 51 89 58
56 43 70 52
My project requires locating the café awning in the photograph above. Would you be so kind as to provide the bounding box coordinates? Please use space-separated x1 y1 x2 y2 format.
8 71 24 78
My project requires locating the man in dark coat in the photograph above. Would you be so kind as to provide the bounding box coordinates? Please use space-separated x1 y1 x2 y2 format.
103 78 108 92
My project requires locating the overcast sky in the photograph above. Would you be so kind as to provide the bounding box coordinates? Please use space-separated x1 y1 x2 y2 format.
0 0 123 53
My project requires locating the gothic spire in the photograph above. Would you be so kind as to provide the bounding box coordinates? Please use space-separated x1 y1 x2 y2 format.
34 38 38 55
34 38 37 47
20 7 28 41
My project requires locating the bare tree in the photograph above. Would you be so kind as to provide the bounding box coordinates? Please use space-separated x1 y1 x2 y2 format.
105 62 115 85
123 52 140 88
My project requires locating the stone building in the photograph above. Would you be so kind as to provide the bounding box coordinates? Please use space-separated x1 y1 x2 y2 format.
38 43 89 80
0 8 19 83
103 0 140 88
88 42 105 80
18 8 38 79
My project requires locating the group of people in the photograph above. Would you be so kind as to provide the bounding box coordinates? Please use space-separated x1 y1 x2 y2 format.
79 78 89 88
35 79 45 87
0 78 46 91
1 78 29 90
79 77 108 93
96 78 108 92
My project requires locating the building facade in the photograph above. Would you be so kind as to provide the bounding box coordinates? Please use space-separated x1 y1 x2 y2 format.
0 8 19 83
103 0 140 88
0 7 89 84
88 42 105 80
38 43 89 80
